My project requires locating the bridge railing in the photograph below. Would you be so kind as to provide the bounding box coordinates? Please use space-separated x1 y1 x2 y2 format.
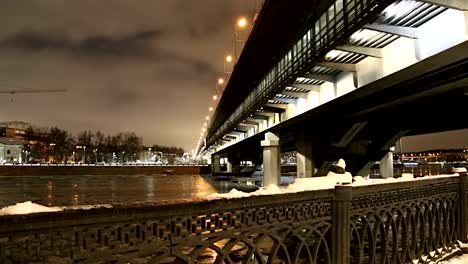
0 175 466 263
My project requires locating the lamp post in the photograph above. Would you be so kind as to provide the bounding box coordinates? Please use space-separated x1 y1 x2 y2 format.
234 17 249 60
49 143 56 163
224 55 234 74
93 149 98 163
148 147 152 163
83 146 86 164
23 144 30 164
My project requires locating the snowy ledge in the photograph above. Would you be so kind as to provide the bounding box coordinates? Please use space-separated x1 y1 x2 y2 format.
206 173 460 200
0 202 112 216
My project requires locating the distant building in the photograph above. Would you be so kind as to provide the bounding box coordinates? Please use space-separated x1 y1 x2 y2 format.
0 137 23 163
0 121 33 140
400 149 468 163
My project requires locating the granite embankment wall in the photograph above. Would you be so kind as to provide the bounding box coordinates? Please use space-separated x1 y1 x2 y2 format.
0 165 211 176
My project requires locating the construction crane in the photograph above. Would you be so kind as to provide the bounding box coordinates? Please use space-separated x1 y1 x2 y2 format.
0 88 67 102
0 88 67 94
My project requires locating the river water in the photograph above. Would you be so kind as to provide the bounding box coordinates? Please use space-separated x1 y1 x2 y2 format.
0 164 460 208
0 174 262 208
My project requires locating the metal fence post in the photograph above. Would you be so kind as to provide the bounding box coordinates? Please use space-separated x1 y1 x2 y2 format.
460 173 467 242
332 184 352 264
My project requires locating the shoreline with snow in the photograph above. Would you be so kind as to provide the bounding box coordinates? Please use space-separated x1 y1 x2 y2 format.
0 171 461 216
206 172 459 200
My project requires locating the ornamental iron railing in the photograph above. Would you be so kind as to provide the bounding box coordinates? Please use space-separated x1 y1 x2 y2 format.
0 174 466 263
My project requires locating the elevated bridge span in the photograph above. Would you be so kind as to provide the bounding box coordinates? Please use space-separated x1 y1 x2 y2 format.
212 41 468 177
204 0 468 179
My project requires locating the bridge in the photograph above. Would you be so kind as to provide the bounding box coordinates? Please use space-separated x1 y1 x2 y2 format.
200 0 468 184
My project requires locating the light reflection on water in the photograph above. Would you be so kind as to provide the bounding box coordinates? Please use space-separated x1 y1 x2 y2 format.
0 165 456 208
0 174 222 208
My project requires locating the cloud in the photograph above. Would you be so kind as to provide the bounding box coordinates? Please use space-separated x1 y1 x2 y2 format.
0 0 250 150
0 30 165 58
0 30 217 79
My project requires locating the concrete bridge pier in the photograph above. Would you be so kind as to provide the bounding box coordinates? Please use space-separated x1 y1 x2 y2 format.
211 154 221 173
261 132 281 186
380 150 394 179
226 160 233 173
226 154 241 173
296 140 315 177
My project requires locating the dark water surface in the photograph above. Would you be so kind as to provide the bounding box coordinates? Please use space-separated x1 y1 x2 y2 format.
0 174 254 208
0 164 459 208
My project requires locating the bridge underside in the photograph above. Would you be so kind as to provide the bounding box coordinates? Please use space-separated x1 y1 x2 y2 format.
214 40 468 176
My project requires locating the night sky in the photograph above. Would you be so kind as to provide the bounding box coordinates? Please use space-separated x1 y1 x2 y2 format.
0 0 253 151
0 1 467 153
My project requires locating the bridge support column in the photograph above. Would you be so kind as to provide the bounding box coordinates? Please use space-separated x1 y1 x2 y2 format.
211 154 221 173
226 160 233 173
296 140 315 177
380 151 394 178
261 132 281 186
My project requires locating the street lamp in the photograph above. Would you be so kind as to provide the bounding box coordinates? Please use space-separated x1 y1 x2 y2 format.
93 149 98 163
234 17 249 59
49 143 56 163
224 55 234 73
83 146 86 164
213 77 225 106
237 17 247 28
148 147 152 162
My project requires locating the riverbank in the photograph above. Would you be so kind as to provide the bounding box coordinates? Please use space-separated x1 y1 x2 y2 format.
0 165 210 176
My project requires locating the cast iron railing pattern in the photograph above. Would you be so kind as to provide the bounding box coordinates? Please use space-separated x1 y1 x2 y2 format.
0 193 334 263
350 180 461 263
0 175 466 263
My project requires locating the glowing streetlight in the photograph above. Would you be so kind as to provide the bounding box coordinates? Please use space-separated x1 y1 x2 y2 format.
213 95 217 100
83 146 87 164
224 55 234 73
206 116 210 120
234 17 250 59
218 78 224 85
209 107 213 111
204 122 207 126
237 17 247 28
